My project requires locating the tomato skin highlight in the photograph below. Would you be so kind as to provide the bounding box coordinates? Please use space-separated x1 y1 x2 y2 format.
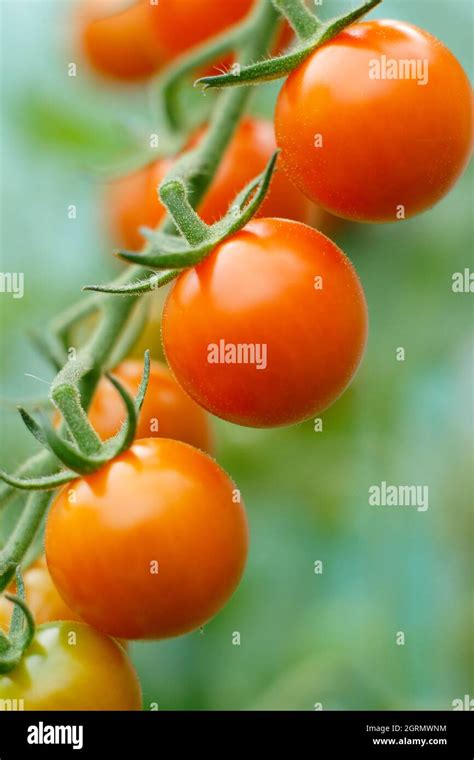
0 622 142 710
88 359 213 452
0 557 81 632
162 218 368 428
275 20 473 222
106 118 313 250
45 439 248 640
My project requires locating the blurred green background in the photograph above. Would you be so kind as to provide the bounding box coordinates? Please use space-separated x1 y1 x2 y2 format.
0 0 472 710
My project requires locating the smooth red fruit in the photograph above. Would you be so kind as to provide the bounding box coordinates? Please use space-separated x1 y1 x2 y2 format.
162 218 368 428
88 359 213 452
275 20 473 222
106 118 313 250
45 439 248 640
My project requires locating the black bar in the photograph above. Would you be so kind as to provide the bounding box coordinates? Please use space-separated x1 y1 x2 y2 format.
0 710 472 756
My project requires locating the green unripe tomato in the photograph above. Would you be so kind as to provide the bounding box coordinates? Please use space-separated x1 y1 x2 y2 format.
0 621 142 711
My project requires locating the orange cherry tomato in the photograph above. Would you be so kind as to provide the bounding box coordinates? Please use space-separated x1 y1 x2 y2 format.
88 359 213 452
147 0 254 62
0 556 80 632
162 218 368 428
45 439 248 640
78 1 292 83
106 117 313 250
106 157 172 251
79 0 163 81
275 20 473 222
0 622 141 710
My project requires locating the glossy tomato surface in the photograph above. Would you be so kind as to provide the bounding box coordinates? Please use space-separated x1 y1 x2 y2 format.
0 622 142 710
107 118 312 250
45 439 248 640
87 359 213 452
162 218 368 427
0 556 80 632
275 20 473 222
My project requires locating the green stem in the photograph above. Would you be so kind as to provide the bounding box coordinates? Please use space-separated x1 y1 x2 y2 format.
51 383 102 454
150 23 248 134
0 0 280 589
159 181 210 245
0 491 53 591
272 0 320 38
161 0 279 218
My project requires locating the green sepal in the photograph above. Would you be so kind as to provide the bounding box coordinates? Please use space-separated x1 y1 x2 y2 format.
17 406 48 447
118 152 278 271
196 0 382 89
7 353 151 478
83 269 179 296
0 469 78 492
40 415 102 474
51 383 102 455
0 568 36 675
101 349 150 456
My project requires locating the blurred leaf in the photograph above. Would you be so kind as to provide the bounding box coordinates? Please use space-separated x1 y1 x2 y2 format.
15 89 142 165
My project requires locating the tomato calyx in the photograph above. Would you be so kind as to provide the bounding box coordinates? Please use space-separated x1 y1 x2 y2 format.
84 151 278 289
196 0 382 90
0 569 35 675
0 352 151 490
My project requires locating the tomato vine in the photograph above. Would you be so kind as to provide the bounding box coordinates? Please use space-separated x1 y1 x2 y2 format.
0 0 381 670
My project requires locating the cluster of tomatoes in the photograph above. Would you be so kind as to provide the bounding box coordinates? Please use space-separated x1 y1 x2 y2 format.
1 0 471 711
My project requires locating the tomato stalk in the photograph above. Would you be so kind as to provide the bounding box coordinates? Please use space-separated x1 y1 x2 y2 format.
149 16 251 137
0 0 280 594
197 0 383 89
0 570 36 673
272 0 320 39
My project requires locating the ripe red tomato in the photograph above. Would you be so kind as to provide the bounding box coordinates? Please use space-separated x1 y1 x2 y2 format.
45 439 248 640
0 622 141 710
0 556 80 632
162 218 368 428
275 20 473 222
106 118 313 250
79 1 162 81
88 359 213 452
